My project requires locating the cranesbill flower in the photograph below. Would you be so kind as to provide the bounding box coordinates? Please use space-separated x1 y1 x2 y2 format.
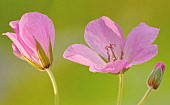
3 12 55 70
3 12 59 105
63 16 159 74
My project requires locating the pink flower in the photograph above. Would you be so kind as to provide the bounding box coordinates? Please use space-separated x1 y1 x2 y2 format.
3 12 55 70
63 16 159 74
148 62 165 90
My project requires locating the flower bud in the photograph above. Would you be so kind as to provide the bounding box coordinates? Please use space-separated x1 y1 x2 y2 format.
147 62 165 90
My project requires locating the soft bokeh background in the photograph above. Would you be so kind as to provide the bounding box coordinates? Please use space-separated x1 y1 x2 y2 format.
0 0 169 105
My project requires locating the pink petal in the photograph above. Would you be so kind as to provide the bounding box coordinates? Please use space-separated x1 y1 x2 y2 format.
128 45 158 65
3 32 30 58
19 12 55 58
9 21 33 58
90 60 128 74
3 32 39 64
12 43 24 60
63 44 106 70
154 62 165 73
123 23 159 65
9 20 19 34
84 16 125 60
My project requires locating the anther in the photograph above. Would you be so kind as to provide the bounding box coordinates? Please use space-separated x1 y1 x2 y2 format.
110 44 116 47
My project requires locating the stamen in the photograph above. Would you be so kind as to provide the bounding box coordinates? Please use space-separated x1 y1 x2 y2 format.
111 44 116 47
105 46 111 62
120 51 124 60
105 44 117 62
109 44 117 61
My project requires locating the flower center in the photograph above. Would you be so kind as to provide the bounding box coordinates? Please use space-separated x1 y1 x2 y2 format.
105 44 117 62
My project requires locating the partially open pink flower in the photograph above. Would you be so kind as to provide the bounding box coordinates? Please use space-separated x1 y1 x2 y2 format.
3 12 55 70
64 16 159 74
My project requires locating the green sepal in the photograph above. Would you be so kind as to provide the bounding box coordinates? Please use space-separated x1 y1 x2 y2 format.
49 40 53 64
23 55 44 70
36 39 50 69
148 67 163 90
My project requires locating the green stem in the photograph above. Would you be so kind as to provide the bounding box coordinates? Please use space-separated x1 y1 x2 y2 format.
137 87 152 105
46 68 59 105
117 73 123 105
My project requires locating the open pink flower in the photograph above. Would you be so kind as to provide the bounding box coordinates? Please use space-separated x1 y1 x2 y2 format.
3 12 55 70
63 16 159 74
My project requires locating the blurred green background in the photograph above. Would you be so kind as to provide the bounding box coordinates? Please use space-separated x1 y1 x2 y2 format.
0 0 169 105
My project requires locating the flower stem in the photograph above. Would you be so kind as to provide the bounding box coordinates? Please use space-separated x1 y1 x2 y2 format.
117 73 123 105
46 68 59 105
137 87 153 105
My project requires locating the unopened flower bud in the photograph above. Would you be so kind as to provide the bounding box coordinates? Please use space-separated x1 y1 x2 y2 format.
147 62 165 90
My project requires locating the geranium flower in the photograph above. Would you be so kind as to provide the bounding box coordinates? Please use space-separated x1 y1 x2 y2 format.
63 16 159 74
3 12 55 70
